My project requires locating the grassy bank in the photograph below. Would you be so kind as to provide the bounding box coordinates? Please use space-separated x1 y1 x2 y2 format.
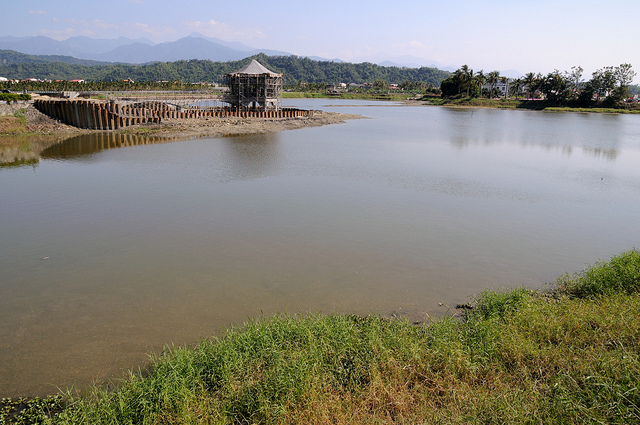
282 92 409 101
424 96 640 114
424 97 520 109
0 109 28 135
3 250 640 424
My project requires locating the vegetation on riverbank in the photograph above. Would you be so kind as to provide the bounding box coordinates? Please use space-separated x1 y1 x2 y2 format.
423 96 640 114
283 91 640 114
2 250 638 424
0 93 31 102
0 109 27 134
439 64 639 112
282 91 408 101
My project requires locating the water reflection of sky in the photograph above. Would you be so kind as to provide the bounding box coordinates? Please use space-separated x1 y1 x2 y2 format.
297 100 639 159
31 101 640 167
442 108 627 155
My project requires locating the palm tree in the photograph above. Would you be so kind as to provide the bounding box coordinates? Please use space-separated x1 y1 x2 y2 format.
475 70 486 98
509 78 523 100
452 68 464 95
459 65 474 97
487 71 500 98
522 72 537 99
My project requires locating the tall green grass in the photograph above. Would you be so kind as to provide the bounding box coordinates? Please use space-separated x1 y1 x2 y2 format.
558 249 640 297
4 250 639 424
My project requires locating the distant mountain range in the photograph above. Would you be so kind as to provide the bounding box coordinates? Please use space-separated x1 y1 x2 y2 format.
0 34 523 79
0 34 294 64
0 34 459 70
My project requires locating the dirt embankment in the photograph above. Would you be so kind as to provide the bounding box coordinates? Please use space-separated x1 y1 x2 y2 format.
0 103 84 135
140 110 365 139
0 104 364 165
5 103 365 138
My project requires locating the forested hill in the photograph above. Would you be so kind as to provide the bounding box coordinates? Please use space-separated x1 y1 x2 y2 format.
0 49 107 66
250 54 450 85
0 51 450 85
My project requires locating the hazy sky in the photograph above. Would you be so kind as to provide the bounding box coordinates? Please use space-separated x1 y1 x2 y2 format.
6 0 640 81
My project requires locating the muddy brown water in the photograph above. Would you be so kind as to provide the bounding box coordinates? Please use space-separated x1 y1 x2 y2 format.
1 99 640 396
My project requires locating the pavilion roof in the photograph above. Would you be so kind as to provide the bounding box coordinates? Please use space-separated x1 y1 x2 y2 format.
230 59 280 76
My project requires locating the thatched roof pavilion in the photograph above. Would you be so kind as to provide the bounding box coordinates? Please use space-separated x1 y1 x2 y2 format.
223 59 283 111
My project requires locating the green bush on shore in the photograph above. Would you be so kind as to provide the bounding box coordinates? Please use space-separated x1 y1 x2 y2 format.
3 250 639 424
423 96 640 114
0 93 31 102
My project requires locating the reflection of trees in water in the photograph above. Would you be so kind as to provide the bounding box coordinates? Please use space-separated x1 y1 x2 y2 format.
582 147 619 161
220 133 283 181
0 134 67 167
444 109 621 161
40 133 180 160
450 134 620 161
2 131 284 177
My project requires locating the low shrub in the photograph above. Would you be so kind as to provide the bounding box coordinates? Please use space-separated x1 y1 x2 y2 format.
0 93 31 102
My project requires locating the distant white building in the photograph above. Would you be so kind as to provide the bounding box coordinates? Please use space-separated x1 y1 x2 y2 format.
0 77 8 82
494 78 510 97
482 78 511 97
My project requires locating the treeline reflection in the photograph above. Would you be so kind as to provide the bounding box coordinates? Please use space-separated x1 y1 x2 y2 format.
40 133 182 160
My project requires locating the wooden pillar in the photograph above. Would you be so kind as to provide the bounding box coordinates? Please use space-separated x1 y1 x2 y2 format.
79 101 86 128
100 107 108 130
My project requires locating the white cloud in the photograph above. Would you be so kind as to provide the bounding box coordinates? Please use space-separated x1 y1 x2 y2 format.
43 17 118 39
183 20 266 41
41 17 177 41
38 27 78 40
389 40 434 56
29 10 46 15
122 22 177 39
89 19 119 31
31 14 264 44
407 41 426 49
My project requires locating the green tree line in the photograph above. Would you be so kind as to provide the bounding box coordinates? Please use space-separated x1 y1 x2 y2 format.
0 51 450 87
441 64 638 106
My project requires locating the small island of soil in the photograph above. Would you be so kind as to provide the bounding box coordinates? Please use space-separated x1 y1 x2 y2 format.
137 110 365 139
0 105 365 165
10 104 364 138
0 104 365 139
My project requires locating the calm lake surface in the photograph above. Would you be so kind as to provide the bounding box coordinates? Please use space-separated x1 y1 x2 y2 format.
1 99 640 396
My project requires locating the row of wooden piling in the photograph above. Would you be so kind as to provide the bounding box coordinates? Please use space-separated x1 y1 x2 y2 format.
178 108 314 119
34 99 314 130
34 99 159 130
114 105 313 119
